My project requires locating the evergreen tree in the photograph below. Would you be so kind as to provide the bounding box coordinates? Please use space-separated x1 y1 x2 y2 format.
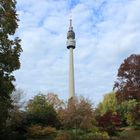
0 0 22 133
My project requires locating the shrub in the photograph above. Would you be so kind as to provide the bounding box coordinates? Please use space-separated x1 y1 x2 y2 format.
0 131 27 140
96 111 121 136
53 128 110 140
55 131 71 140
88 132 109 140
27 125 57 138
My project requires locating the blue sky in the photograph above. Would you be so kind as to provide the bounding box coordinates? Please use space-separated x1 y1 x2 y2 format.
15 0 140 105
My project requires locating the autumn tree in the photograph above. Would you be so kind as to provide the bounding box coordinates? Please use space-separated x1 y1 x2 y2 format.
0 0 22 133
58 96 95 130
46 93 65 111
96 93 121 135
114 54 140 102
96 111 121 136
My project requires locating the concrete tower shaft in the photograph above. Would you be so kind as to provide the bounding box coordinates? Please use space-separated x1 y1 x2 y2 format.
69 48 75 98
67 18 76 99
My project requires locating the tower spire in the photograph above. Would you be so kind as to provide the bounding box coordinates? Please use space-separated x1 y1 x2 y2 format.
69 13 73 30
70 18 72 27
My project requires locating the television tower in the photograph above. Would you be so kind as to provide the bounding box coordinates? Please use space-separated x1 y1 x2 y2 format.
67 17 76 99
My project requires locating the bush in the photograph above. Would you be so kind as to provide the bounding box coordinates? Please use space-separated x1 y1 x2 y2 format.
89 131 109 140
0 131 27 140
56 129 109 140
55 131 71 140
96 111 121 136
27 125 57 138
73 131 109 140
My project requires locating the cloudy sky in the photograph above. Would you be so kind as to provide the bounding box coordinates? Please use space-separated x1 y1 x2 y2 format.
15 0 140 105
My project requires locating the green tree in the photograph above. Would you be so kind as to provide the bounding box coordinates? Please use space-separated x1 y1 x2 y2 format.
98 92 117 115
0 0 22 132
117 99 140 127
26 94 59 127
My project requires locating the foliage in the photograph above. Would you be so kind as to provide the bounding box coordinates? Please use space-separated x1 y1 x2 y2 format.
0 131 27 140
55 131 71 140
55 129 109 140
58 96 95 130
26 94 59 127
11 88 25 109
7 110 27 133
97 91 140 129
46 93 65 111
0 0 22 133
69 129 109 140
3 89 27 140
114 54 140 102
27 125 57 138
98 92 117 115
96 111 121 136
85 131 109 140
117 100 140 127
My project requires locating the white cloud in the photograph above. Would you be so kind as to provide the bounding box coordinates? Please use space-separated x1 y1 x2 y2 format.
15 0 140 105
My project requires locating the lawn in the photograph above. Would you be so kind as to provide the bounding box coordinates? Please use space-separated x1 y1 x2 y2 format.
117 129 140 140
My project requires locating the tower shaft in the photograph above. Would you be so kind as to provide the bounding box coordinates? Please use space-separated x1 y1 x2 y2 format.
69 48 75 98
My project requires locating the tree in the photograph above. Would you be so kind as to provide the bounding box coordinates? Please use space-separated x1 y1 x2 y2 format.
7 89 27 134
11 88 25 109
114 54 140 102
0 0 22 132
26 94 59 127
58 96 95 130
117 99 140 127
46 93 65 111
97 92 117 115
96 111 121 136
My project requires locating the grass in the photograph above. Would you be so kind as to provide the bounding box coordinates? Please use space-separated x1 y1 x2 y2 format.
119 129 140 140
110 128 140 140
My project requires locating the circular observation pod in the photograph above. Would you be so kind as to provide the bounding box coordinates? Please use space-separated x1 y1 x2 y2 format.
67 30 75 39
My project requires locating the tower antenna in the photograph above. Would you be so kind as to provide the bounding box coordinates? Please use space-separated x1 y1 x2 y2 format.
68 0 72 27
70 12 72 27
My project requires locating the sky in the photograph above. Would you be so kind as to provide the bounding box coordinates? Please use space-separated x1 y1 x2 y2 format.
15 0 140 105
